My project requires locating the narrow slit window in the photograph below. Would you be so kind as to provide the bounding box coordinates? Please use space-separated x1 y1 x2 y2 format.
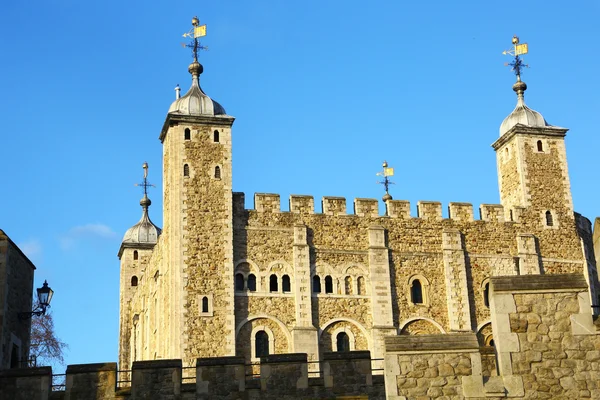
546 210 554 226
483 282 490 308
255 330 269 358
133 250 138 260
235 273 245 291
131 276 138 287
184 128 191 140
282 275 291 292
537 140 543 152
312 276 321 293
213 130 220 142
411 279 423 304
202 296 209 313
269 274 278 292
183 164 189 177
247 274 257 292
336 332 350 352
325 276 333 294
214 166 221 179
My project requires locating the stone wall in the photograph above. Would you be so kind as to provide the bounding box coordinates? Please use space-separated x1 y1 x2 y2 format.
0 230 35 369
0 351 384 400
384 273 600 399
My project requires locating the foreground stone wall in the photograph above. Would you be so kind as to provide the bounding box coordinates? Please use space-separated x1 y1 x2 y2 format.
0 230 35 370
384 273 600 399
0 351 384 400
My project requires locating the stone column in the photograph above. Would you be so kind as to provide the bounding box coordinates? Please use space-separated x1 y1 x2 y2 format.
196 356 245 399
131 359 181 399
442 229 472 332
291 225 319 365
368 225 396 365
516 234 541 274
65 363 117 400
0 366 52 400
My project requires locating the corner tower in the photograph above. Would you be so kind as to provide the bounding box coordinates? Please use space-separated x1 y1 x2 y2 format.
159 17 236 362
118 162 162 369
492 37 573 226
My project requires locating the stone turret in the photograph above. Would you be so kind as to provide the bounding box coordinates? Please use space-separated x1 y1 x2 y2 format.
118 163 161 370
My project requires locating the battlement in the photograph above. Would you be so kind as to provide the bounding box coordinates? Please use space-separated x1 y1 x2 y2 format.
0 351 384 400
247 193 513 224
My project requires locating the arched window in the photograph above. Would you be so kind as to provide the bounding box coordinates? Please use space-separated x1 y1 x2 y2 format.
537 140 543 152
202 296 209 313
325 276 333 294
183 164 189 177
336 332 350 352
247 274 257 292
214 166 221 179
269 274 278 292
133 250 138 260
10 345 19 368
344 276 352 295
255 330 269 358
184 128 191 140
357 276 365 295
235 273 244 291
545 210 554 226
483 282 490 308
312 276 321 293
213 130 220 143
131 276 138 287
411 279 423 304
282 275 291 292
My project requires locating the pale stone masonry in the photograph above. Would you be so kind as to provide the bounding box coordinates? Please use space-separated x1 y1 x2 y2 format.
115 43 600 388
0 229 35 370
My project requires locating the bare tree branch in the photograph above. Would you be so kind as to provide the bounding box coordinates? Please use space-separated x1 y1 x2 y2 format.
29 305 68 367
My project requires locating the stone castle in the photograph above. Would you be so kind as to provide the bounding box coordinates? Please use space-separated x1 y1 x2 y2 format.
114 28 600 378
3 26 600 399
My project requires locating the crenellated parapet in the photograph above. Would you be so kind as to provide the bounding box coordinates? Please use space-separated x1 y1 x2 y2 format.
0 352 385 400
247 193 518 225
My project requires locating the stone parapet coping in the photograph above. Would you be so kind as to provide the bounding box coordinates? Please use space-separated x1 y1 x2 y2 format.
491 273 587 293
323 350 371 361
132 359 182 370
66 362 117 374
385 333 479 352
0 366 52 377
196 356 245 367
261 353 307 364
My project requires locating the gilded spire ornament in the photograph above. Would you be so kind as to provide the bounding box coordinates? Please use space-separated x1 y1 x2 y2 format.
181 16 208 62
376 161 395 203
503 35 529 82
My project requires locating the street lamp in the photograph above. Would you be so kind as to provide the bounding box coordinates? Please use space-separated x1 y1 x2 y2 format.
18 280 54 320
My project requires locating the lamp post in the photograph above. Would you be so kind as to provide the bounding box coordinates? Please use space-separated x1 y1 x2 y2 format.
18 280 54 320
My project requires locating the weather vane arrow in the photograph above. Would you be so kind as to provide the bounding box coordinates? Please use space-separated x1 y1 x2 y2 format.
181 16 208 61
503 35 529 81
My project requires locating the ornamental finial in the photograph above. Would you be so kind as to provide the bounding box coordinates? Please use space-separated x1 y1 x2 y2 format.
181 16 208 62
134 162 156 209
503 35 529 82
376 161 395 205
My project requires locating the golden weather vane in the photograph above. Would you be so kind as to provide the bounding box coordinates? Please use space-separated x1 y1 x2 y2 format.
181 16 208 61
376 161 395 202
503 35 529 81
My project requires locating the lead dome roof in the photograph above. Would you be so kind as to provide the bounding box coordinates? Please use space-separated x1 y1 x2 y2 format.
168 61 226 116
499 80 550 136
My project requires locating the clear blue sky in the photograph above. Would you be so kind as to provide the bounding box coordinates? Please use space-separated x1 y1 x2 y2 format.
1 1 598 371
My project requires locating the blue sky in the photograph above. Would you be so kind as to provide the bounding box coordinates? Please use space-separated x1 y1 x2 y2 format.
1 1 599 371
